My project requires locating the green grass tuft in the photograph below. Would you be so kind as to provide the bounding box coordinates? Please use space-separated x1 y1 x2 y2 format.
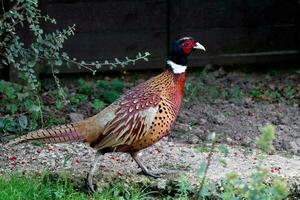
0 172 153 200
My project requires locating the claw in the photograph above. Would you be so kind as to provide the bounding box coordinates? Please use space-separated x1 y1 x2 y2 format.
86 175 97 193
140 170 160 178
131 152 161 178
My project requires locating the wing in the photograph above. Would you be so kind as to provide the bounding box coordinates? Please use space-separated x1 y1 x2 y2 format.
94 85 161 149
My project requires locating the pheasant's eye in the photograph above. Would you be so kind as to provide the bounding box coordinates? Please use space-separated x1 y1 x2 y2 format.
182 42 190 48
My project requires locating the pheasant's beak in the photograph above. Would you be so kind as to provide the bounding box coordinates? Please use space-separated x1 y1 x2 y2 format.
193 42 206 51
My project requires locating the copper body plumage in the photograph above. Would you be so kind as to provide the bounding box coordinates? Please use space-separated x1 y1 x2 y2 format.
8 37 206 192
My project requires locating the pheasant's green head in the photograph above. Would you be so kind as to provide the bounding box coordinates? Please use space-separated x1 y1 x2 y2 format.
168 36 206 73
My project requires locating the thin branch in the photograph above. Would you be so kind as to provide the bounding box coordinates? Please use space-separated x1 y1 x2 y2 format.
1 0 5 15
0 1 22 24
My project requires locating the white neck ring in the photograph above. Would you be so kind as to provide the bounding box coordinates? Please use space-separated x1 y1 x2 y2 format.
167 60 187 74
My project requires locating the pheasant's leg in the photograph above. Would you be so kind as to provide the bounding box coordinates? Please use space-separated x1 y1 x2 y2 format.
131 152 160 178
87 151 102 192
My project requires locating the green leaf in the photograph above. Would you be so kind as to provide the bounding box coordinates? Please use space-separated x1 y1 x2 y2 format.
104 91 119 103
96 80 108 90
198 162 207 176
6 104 18 113
28 60 36 67
257 124 276 153
110 79 124 92
1 117 17 132
17 92 30 101
28 104 41 113
92 99 105 110
4 86 16 100
2 59 8 65
218 144 229 157
95 63 101 69
0 119 4 129
18 115 28 129
207 132 216 142
54 59 63 66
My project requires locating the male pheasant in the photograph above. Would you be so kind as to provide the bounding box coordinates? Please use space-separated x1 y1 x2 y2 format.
7 36 205 192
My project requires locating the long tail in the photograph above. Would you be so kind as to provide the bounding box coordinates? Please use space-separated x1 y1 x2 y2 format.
7 122 87 146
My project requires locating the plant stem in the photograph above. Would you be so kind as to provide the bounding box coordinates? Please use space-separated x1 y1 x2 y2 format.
197 138 217 199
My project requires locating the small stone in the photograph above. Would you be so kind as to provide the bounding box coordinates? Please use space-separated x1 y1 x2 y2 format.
156 178 167 189
226 137 236 145
187 135 200 144
290 141 300 155
213 113 226 124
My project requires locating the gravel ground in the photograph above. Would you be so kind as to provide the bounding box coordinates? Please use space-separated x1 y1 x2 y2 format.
1 138 299 192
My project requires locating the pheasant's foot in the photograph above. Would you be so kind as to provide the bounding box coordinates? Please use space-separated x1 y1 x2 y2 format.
85 175 97 193
131 152 161 178
87 151 103 193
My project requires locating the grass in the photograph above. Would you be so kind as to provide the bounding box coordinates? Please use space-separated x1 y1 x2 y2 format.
0 172 196 200
0 173 85 200
0 172 153 200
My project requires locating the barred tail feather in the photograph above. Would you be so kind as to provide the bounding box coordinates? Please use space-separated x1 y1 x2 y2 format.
7 123 86 146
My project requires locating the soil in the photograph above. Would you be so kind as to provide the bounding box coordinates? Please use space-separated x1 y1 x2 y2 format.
0 66 299 196
174 67 300 155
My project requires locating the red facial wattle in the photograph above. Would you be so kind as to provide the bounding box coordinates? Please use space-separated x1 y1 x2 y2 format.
181 39 197 55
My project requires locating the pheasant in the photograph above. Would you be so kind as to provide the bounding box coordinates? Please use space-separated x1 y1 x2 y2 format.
7 36 205 192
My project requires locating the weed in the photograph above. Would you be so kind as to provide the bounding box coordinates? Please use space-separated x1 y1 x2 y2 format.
69 94 88 105
92 99 106 110
96 80 109 90
110 79 124 93
103 91 120 104
78 79 93 95
220 88 229 99
250 87 261 100
230 85 242 101
270 90 281 101
194 144 211 153
175 175 192 199
208 85 219 100
195 124 289 200
184 80 203 103
284 85 295 99
223 111 234 117
257 124 276 153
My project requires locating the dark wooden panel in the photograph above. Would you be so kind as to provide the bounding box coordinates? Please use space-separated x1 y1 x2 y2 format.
60 31 167 60
44 1 167 31
189 51 299 67
170 0 298 29
38 0 168 73
35 0 299 75
168 0 299 68
179 25 298 55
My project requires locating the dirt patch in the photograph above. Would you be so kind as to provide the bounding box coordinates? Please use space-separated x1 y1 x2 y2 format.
173 68 300 155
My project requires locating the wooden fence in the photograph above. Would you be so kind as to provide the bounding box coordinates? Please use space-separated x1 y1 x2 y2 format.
5 0 300 77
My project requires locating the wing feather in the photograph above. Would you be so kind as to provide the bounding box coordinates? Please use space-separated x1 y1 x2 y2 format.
94 88 160 150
